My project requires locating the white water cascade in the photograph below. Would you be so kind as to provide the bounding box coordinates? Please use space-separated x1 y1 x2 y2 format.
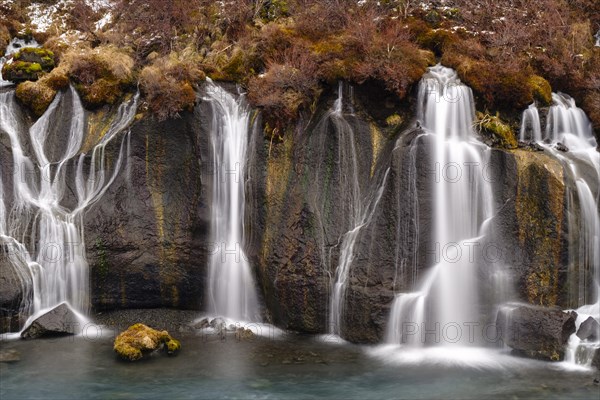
386 65 494 348
0 87 138 330
204 80 260 322
519 93 600 368
327 82 389 336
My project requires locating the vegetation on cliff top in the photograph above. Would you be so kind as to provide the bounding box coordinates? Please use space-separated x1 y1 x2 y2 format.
1 0 598 133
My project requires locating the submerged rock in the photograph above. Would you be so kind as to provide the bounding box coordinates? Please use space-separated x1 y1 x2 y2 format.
0 349 20 363
576 317 600 342
113 323 181 361
497 304 576 361
21 303 79 339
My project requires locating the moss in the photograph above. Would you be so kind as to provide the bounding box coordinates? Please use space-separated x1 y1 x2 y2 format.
476 112 517 149
417 29 457 56
385 114 403 127
114 323 181 361
528 75 552 107
15 80 57 116
165 339 181 355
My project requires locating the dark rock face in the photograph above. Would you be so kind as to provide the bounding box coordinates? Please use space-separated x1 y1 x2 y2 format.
21 303 79 339
0 248 31 333
1 81 594 345
576 317 600 342
592 348 600 370
496 304 576 361
85 108 210 312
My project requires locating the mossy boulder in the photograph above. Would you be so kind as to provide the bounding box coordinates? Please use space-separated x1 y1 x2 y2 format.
14 68 69 117
113 323 181 361
1 47 55 83
528 75 552 107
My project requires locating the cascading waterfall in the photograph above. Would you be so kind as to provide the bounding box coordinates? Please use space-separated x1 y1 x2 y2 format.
520 93 600 367
386 65 494 347
204 80 260 322
0 87 138 330
327 82 389 336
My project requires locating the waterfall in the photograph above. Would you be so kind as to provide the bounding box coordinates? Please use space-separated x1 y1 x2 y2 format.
327 82 389 336
0 87 138 330
386 65 494 347
519 93 600 367
204 80 260 322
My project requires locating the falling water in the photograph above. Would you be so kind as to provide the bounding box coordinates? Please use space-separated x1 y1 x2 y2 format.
204 80 260 322
327 83 389 336
387 65 494 347
519 92 600 367
0 87 138 330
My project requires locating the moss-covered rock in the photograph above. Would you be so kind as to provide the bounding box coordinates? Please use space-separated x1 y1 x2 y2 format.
113 323 181 361
15 80 56 116
67 46 135 108
1 47 55 83
476 112 518 149
528 75 552 106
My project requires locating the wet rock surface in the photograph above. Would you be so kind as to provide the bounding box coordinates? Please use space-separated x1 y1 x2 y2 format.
21 303 79 339
496 304 576 361
576 317 600 342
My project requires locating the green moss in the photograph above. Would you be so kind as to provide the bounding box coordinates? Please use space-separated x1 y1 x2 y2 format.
166 339 181 355
476 112 517 149
385 114 403 127
528 75 552 107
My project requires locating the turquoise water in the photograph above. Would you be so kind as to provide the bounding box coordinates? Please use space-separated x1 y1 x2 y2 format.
1 334 598 399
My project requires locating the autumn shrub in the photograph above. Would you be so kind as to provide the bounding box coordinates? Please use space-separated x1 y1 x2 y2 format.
293 1 349 41
247 42 320 129
0 23 9 54
139 53 205 121
348 22 431 99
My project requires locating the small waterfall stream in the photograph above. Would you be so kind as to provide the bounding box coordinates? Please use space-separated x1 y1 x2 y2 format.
326 83 389 336
520 93 600 368
386 65 495 348
203 80 260 322
0 87 138 330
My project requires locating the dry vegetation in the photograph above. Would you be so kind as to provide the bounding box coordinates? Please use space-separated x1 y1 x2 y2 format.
1 0 598 134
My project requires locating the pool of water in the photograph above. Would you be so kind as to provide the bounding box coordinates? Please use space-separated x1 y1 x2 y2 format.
1 333 598 399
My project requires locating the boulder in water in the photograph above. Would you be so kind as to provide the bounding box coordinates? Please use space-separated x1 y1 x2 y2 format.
496 304 576 361
113 323 181 361
576 317 600 342
21 303 79 339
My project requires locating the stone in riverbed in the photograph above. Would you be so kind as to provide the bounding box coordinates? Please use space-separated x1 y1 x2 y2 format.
21 303 79 339
496 304 576 361
576 317 600 342
0 349 20 363
113 323 181 361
